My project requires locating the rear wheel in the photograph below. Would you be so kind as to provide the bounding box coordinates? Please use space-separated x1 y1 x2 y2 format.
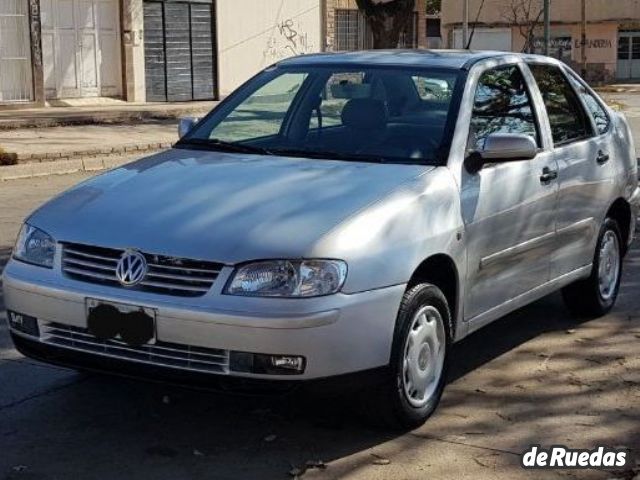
562 218 623 317
364 283 451 429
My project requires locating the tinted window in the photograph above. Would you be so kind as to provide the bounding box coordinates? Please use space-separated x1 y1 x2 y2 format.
528 64 592 146
469 65 539 151
567 72 610 135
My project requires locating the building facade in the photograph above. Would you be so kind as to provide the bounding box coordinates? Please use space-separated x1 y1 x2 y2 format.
442 0 640 82
0 0 433 108
0 0 324 107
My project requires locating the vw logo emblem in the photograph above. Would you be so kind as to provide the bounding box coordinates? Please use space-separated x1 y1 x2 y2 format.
115 250 148 286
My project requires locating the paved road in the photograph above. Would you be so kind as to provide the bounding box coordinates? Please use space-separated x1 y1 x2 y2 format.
0 174 639 480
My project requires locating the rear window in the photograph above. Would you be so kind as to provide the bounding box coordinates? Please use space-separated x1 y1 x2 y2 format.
566 72 611 135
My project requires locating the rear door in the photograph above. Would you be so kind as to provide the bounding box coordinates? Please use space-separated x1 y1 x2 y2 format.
526 63 618 279
462 64 559 319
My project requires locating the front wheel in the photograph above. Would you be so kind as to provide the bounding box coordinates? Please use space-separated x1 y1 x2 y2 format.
562 218 623 318
364 283 451 429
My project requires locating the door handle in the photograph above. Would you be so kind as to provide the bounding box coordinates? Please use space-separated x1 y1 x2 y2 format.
596 150 610 164
540 167 558 184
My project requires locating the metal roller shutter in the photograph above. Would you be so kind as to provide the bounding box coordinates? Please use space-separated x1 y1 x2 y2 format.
143 2 166 102
143 0 217 102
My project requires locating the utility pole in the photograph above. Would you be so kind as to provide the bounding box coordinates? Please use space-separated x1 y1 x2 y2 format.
581 0 587 77
543 0 550 56
463 0 469 49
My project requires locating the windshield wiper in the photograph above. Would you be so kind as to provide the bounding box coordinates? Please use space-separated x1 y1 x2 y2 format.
177 138 274 155
269 148 387 164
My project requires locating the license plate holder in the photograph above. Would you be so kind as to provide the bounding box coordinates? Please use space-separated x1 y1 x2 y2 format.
85 298 157 346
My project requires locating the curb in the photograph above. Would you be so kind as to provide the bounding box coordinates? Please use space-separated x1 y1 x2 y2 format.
0 151 155 181
6 141 174 165
0 106 216 130
595 87 640 94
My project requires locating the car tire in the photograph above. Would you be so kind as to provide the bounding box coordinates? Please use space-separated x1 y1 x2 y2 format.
363 283 452 430
562 218 623 318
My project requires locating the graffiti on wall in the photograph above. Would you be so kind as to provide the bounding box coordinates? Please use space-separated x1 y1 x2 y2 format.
575 39 613 49
263 18 316 62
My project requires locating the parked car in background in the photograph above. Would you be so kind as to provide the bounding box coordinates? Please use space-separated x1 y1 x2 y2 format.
4 51 639 428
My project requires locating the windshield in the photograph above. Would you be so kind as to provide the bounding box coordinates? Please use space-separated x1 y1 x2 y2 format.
182 65 462 165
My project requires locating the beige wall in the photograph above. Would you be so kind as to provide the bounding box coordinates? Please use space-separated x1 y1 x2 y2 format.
217 0 322 96
443 0 640 27
122 0 145 102
441 0 639 81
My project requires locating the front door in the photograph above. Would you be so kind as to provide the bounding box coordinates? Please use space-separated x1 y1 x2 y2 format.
41 0 121 99
462 64 559 320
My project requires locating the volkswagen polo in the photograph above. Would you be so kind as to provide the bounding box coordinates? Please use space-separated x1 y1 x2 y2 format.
4 51 639 428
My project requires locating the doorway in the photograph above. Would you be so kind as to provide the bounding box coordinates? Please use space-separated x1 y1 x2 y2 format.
41 0 122 99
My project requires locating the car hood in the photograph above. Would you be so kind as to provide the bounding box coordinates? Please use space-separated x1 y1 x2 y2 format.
29 149 432 264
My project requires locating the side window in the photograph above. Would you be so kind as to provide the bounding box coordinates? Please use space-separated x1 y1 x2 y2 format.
528 64 593 146
469 65 539 151
567 72 611 135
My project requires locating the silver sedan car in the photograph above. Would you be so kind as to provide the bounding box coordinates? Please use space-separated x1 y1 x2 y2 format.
4 51 639 428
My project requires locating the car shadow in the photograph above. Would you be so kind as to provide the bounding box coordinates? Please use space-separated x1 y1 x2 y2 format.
0 243 638 479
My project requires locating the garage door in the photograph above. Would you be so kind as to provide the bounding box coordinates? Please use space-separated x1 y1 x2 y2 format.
143 0 217 102
453 28 512 51
41 0 121 99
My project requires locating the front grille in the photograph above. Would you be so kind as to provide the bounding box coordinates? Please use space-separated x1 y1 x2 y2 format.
62 242 223 297
41 322 230 374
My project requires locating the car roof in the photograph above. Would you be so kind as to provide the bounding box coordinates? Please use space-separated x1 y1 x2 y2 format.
277 49 555 70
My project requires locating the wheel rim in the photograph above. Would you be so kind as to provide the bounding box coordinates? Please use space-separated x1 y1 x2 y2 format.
402 305 446 408
598 230 620 301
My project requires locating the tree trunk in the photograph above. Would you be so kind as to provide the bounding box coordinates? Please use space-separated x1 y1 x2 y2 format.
355 0 415 49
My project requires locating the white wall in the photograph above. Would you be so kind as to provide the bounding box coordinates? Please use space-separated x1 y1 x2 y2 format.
453 28 512 51
217 0 322 96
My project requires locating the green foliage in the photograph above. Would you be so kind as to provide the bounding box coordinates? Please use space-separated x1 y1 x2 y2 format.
426 0 441 15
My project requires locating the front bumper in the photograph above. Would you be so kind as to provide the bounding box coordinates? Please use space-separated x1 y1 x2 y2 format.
3 259 405 381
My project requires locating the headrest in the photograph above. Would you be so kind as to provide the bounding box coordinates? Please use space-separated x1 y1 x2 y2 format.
341 98 387 131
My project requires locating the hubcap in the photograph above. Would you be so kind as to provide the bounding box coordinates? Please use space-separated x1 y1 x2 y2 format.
402 305 446 408
598 230 620 301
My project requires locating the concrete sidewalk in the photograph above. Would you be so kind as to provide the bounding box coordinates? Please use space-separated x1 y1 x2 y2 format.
0 98 220 179
0 121 181 180
0 121 177 162
596 83 640 94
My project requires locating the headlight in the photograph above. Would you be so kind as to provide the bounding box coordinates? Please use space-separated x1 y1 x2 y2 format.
225 259 347 297
13 224 56 268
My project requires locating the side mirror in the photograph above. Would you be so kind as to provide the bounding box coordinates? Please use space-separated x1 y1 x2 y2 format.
465 133 537 173
178 117 199 138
